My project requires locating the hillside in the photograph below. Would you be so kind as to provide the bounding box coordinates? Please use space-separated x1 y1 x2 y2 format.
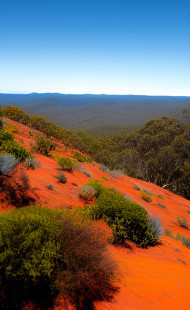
0 118 190 310
0 93 190 134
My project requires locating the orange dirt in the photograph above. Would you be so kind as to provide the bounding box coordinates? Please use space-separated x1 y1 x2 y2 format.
1 119 190 309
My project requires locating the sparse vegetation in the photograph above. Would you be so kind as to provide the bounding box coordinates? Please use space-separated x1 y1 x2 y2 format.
35 135 55 155
79 185 96 202
165 229 190 249
140 192 152 202
46 184 54 190
54 172 67 183
157 195 164 199
25 156 40 169
177 216 189 229
0 154 19 174
134 184 141 191
158 203 166 209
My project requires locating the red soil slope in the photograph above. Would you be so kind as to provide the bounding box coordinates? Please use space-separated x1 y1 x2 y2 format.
1 119 190 310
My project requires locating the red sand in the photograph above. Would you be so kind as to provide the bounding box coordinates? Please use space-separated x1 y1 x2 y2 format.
1 119 190 309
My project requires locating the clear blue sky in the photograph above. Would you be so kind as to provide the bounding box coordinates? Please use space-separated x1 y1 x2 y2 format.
1 0 190 95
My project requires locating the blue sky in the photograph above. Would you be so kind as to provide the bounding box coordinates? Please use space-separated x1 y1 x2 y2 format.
1 0 190 95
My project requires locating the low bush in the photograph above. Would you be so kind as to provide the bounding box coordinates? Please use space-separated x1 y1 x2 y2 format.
177 216 189 229
35 135 55 155
56 212 119 310
0 141 30 161
166 229 190 249
0 206 63 309
140 192 152 203
158 203 166 209
88 188 161 247
86 179 105 197
0 206 118 310
73 152 92 163
25 156 40 169
133 184 141 191
83 171 91 177
46 184 54 190
79 185 96 202
0 154 19 175
157 194 164 199
57 156 77 172
54 172 67 183
143 189 153 195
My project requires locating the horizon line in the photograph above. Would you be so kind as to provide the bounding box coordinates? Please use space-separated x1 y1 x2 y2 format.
0 91 190 97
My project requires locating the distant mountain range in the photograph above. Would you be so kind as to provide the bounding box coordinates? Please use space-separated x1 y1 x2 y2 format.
0 93 189 135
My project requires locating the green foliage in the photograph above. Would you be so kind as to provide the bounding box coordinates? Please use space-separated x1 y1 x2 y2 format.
140 192 152 202
165 229 190 249
86 179 106 197
0 206 118 309
2 105 190 199
57 156 78 172
0 140 30 161
102 176 108 181
46 184 54 190
157 195 164 199
0 206 63 308
35 135 55 155
89 188 161 247
25 156 40 169
142 189 153 195
79 185 96 201
1 106 30 125
54 172 67 183
73 151 92 163
177 216 189 229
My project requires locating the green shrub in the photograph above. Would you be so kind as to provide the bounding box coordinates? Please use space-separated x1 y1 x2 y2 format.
57 156 77 172
0 206 63 309
140 192 152 202
25 156 40 169
1 106 30 125
0 206 118 309
96 189 151 246
0 154 19 175
79 185 96 202
157 194 164 199
102 176 108 181
86 179 105 197
46 184 54 190
73 151 92 163
177 216 189 229
143 189 153 195
54 172 67 183
0 130 14 143
0 140 30 161
35 135 55 155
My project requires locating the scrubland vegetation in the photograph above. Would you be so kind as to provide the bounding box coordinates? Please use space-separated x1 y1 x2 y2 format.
1 106 189 199
0 106 189 309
